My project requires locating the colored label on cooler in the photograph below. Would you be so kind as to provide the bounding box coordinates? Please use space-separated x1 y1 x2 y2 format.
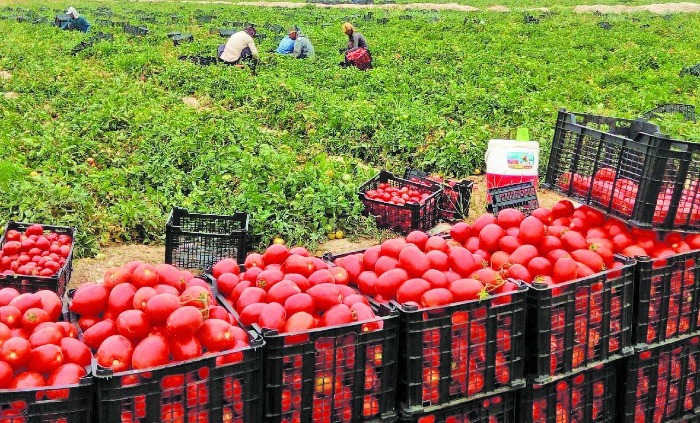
507 152 535 169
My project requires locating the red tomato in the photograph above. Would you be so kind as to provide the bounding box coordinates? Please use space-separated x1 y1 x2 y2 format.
306 283 343 311
319 304 353 327
83 319 117 350
283 254 315 277
170 336 203 361
0 288 20 307
399 247 430 278
0 337 31 369
46 363 87 400
69 283 108 316
258 303 287 331
9 371 45 390
244 253 264 270
180 286 213 310
236 287 268 313
406 230 430 250
0 361 12 388
60 337 92 367
132 264 159 288
284 293 316 316
197 319 237 352
28 344 64 374
132 287 158 311
34 290 62 322
77 315 100 332
107 283 137 317
0 306 21 328
497 208 526 228
132 335 169 369
381 238 407 258
9 293 42 314
29 326 64 347
216 273 240 297
374 256 399 275
519 216 546 245
449 279 484 302
284 311 315 334
103 267 132 290
116 310 151 343
55 321 77 339
421 288 454 308
553 258 579 283
510 245 539 267
22 308 50 332
155 264 186 292
561 231 587 252
208 306 233 324
96 335 133 372
479 224 505 252
256 268 286 290
166 306 204 338
144 293 180 326
239 303 266 326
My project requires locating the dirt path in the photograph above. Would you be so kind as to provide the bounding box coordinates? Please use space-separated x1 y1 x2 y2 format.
174 0 700 13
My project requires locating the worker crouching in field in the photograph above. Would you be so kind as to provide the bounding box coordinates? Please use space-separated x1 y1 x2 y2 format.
219 26 260 66
61 7 91 33
276 34 295 54
287 27 315 60
340 22 371 70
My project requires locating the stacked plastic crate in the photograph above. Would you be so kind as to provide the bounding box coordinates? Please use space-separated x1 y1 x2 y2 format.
543 109 700 422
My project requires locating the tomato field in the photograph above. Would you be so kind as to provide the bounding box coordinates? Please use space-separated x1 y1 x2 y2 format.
0 0 699 257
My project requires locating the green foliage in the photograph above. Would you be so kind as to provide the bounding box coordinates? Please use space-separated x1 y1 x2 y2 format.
0 3 698 257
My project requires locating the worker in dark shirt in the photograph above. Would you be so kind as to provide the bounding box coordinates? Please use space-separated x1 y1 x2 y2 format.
341 22 371 70
61 7 91 33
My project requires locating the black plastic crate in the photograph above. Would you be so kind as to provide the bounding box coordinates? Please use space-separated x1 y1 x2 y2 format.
642 103 696 123
395 282 527 415
525 256 635 383
487 182 540 216
243 300 399 423
93 316 263 423
165 207 249 271
544 109 700 232
621 335 700 423
399 391 516 423
633 250 700 348
404 169 473 221
0 304 93 423
172 33 193 46
520 362 618 423
0 220 75 298
358 171 442 234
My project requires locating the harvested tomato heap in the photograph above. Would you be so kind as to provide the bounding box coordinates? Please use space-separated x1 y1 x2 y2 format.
363 182 432 206
212 244 381 334
0 289 89 394
0 224 72 277
69 262 249 372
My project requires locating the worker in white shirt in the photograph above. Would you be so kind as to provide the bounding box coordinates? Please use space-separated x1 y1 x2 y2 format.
218 26 259 65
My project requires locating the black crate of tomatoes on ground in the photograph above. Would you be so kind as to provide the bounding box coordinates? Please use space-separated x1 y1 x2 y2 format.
208 244 399 423
628 233 700 347
329 231 526 413
0 288 93 422
461 201 636 381
404 168 473 221
68 261 262 423
622 335 700 423
359 170 442 234
520 362 618 423
397 391 517 423
0 222 75 298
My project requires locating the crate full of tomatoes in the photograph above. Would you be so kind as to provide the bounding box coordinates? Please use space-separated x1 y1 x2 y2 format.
621 335 700 423
404 168 474 222
328 232 526 414
0 288 94 423
208 244 400 423
67 262 263 423
359 170 443 234
621 231 700 348
444 201 637 381
519 362 618 423
545 109 700 232
0 221 75 298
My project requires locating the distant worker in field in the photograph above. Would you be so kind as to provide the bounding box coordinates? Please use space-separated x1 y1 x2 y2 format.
340 22 371 70
276 34 295 54
287 27 315 59
61 7 91 33
219 26 260 66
